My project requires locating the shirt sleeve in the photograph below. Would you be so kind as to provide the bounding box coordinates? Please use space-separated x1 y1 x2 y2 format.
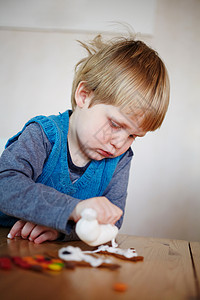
102 148 133 229
0 123 80 236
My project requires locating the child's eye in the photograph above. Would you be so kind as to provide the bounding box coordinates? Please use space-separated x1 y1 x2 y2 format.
109 120 121 129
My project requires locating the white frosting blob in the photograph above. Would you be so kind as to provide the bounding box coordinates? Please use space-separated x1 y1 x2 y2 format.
75 208 118 246
58 246 111 267
111 238 118 248
91 245 138 258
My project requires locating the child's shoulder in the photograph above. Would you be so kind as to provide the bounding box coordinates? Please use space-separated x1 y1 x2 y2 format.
115 147 133 172
126 147 134 158
120 147 134 160
6 121 52 156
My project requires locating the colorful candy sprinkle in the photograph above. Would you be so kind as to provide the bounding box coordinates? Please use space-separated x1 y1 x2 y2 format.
0 254 65 273
48 263 63 271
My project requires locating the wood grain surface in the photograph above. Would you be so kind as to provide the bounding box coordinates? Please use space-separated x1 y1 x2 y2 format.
190 241 200 298
0 228 199 300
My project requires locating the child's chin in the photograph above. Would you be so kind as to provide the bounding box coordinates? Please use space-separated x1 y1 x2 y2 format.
89 152 104 161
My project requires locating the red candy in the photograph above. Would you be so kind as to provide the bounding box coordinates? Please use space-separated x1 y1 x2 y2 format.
12 256 31 269
0 257 12 270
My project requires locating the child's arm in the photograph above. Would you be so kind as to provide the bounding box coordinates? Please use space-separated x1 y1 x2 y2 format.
0 123 81 232
8 195 123 244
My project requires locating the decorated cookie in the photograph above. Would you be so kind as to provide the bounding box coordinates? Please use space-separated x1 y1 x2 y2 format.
58 245 119 268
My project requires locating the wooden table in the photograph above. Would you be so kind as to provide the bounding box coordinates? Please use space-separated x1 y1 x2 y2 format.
0 227 200 300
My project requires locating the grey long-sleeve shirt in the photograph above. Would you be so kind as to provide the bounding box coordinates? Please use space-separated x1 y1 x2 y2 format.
0 122 133 239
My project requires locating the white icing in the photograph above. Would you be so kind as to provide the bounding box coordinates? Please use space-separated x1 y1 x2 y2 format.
111 238 118 248
75 208 118 246
59 244 139 268
91 245 138 258
58 246 112 267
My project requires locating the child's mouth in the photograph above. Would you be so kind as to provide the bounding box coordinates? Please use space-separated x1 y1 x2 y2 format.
97 149 114 157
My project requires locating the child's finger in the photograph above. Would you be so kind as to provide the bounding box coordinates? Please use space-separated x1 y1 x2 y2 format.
109 206 123 225
29 225 59 243
28 225 45 241
95 201 122 225
33 231 58 244
7 220 26 239
20 222 36 239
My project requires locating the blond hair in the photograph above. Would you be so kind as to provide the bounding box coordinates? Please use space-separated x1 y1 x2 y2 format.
71 34 170 131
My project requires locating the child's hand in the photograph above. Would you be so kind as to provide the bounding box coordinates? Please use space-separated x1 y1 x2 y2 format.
7 220 60 244
70 196 123 225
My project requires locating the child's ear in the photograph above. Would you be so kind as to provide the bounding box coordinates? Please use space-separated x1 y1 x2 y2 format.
75 81 92 108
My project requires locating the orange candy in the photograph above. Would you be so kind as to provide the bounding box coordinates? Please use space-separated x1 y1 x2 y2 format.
113 282 128 292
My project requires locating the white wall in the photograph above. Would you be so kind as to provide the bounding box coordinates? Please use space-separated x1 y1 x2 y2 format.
122 0 200 242
0 0 156 35
0 0 199 241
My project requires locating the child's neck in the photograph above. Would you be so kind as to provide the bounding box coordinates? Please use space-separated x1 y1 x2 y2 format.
68 114 91 168
68 140 90 168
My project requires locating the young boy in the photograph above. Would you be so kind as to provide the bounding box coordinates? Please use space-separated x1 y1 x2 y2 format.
0 34 170 244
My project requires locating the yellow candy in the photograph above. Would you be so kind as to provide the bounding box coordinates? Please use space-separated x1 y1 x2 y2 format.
48 263 62 271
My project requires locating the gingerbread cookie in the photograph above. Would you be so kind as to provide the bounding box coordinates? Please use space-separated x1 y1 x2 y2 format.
58 243 143 268
58 245 120 269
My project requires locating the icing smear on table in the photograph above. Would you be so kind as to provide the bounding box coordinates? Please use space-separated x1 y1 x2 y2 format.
58 239 139 267
58 245 112 267
89 244 138 258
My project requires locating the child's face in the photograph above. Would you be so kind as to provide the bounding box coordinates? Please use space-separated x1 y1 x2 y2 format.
70 91 147 163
